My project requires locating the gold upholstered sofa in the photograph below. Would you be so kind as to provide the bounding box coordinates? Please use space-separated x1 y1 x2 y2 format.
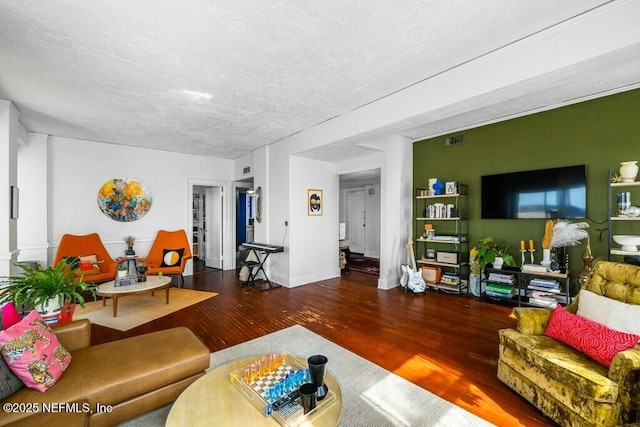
498 261 640 426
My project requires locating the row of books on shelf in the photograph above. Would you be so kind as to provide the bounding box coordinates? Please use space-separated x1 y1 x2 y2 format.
484 282 565 307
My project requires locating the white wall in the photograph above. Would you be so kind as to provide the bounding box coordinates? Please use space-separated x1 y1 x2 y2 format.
262 143 290 285
17 133 49 264
287 156 339 287
46 136 234 272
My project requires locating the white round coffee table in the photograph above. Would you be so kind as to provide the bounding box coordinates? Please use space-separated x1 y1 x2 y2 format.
97 275 171 317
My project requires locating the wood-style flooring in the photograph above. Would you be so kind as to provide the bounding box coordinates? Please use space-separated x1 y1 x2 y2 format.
91 269 556 426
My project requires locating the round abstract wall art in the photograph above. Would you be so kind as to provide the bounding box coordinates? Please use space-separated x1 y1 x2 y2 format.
97 178 152 222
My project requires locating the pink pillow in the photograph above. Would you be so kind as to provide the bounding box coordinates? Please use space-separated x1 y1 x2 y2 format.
1 302 22 330
545 306 640 367
0 310 71 392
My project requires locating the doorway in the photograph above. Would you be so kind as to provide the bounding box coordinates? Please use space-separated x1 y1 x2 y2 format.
339 168 381 277
191 184 224 273
235 182 254 265
346 189 365 253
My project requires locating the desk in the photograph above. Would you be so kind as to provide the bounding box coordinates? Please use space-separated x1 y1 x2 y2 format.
166 354 342 426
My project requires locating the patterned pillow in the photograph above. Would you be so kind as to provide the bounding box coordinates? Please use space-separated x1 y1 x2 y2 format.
545 306 640 367
0 357 23 399
77 254 102 276
161 248 185 267
0 310 72 392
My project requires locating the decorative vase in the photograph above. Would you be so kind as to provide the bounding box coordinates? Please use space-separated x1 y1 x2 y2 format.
541 248 552 269
58 303 76 323
137 265 148 282
620 161 639 182
37 297 62 324
307 355 329 401
493 256 504 270
578 236 594 288
617 192 631 215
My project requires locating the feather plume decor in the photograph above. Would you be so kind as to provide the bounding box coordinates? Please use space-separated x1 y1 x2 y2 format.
550 220 589 248
542 220 556 249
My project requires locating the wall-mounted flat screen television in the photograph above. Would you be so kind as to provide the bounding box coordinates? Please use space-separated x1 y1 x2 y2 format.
481 165 586 219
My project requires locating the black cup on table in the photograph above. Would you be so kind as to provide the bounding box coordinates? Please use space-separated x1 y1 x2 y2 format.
299 382 318 414
307 354 329 401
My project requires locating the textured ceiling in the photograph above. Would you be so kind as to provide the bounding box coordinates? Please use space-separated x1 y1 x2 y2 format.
0 0 631 160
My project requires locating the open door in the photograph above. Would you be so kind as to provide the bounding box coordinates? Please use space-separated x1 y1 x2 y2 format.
347 189 366 253
205 186 223 269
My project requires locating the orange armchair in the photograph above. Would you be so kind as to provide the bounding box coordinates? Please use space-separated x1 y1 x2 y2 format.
53 233 119 283
138 229 192 287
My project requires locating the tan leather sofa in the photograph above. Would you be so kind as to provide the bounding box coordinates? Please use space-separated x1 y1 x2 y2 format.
498 261 640 426
1 319 210 426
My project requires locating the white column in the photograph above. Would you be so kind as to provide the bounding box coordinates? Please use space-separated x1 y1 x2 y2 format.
0 100 21 277
17 133 49 264
374 135 413 290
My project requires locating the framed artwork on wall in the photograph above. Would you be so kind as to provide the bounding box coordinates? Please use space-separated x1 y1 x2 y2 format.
97 178 153 222
307 188 323 216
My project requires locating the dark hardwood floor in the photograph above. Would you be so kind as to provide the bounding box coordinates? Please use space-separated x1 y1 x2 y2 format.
91 269 556 426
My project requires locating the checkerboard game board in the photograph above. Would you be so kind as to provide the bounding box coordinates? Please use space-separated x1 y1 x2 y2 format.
246 362 297 400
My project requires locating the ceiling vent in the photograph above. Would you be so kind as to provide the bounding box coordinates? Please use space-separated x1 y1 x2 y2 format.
444 135 464 147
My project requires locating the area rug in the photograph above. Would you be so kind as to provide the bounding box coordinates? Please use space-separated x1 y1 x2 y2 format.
119 325 493 426
349 255 380 276
73 288 217 331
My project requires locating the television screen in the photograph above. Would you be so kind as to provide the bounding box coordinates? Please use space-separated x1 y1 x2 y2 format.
481 165 586 219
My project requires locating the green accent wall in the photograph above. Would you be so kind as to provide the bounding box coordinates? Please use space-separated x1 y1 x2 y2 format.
413 88 640 288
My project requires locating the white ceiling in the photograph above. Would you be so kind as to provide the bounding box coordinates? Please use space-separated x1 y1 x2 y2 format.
1 1 638 161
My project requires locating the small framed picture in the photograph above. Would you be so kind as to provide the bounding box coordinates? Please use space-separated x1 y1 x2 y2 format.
307 189 323 216
445 181 458 194
10 186 19 219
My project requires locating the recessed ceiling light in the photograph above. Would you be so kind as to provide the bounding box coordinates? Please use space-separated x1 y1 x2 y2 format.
180 90 213 101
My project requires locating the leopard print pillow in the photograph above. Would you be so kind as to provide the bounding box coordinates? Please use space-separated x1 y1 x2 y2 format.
0 310 71 392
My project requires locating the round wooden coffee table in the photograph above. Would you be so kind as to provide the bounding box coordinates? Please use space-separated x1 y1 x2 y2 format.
97 275 171 317
166 354 342 426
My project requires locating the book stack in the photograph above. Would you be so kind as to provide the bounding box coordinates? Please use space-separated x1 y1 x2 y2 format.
527 278 561 307
521 264 548 273
485 272 516 299
440 273 460 286
528 291 559 308
527 278 560 293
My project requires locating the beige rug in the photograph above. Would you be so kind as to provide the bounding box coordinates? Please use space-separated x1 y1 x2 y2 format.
73 288 217 331
120 325 494 426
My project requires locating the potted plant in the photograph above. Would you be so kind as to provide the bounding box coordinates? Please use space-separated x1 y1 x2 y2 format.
471 237 516 274
0 258 97 321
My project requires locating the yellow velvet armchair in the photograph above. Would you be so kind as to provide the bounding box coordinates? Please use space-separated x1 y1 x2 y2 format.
53 233 119 283
497 261 640 426
138 229 192 287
